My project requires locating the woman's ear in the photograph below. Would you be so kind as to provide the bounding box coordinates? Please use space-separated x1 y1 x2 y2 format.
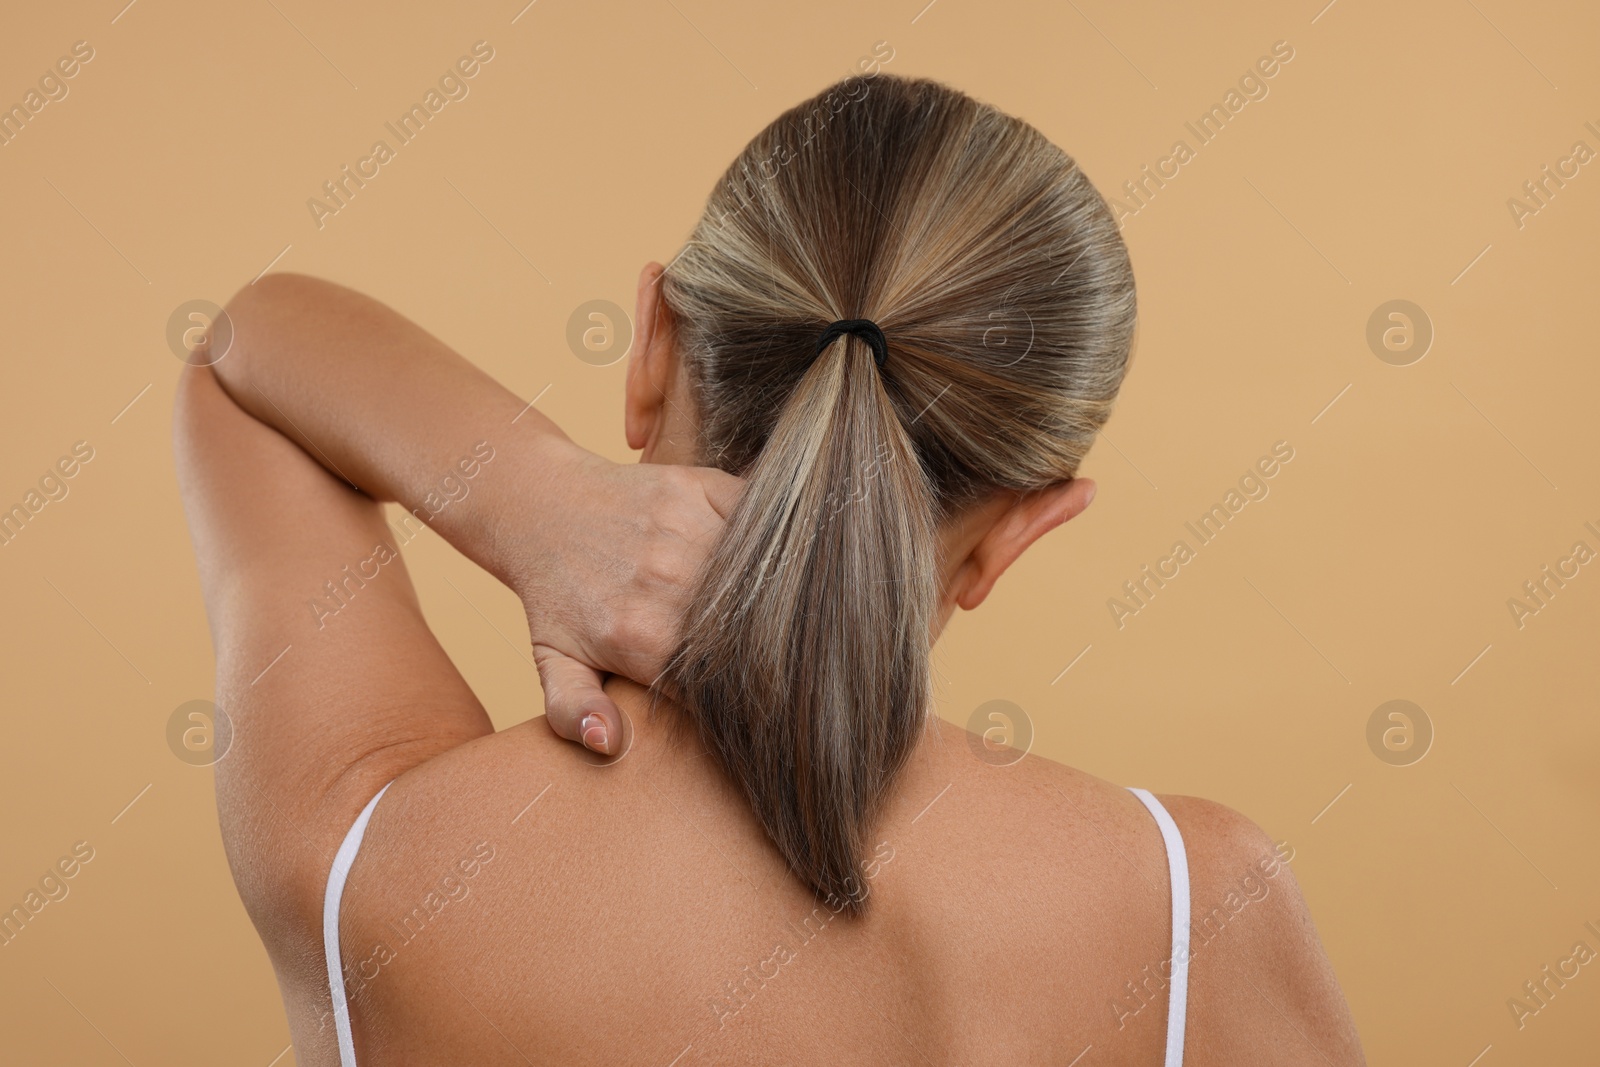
625 261 677 454
946 478 1097 612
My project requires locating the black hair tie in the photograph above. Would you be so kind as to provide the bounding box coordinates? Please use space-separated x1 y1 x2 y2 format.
814 318 888 369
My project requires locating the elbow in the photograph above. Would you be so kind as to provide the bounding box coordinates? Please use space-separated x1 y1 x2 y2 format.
230 270 322 312
202 271 326 393
171 361 220 476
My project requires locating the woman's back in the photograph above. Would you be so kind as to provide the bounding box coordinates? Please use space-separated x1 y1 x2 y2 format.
292 681 1352 1066
173 70 1365 1066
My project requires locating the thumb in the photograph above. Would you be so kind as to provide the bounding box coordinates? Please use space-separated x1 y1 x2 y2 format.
531 644 620 755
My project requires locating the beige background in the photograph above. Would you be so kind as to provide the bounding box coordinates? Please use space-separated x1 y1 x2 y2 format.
1 0 1596 1062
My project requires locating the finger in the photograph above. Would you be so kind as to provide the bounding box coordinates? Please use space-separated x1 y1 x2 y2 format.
531 644 619 755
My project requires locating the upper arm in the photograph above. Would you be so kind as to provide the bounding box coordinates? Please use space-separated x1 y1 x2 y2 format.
173 360 494 951
1161 795 1367 1067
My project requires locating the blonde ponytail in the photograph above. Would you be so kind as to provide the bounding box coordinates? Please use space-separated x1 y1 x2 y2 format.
656 73 1136 913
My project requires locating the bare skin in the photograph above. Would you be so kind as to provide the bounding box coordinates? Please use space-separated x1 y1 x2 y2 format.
173 270 1366 1065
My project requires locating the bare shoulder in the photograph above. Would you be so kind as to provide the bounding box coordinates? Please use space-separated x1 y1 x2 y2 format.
912 716 1183 889
915 721 1364 1062
908 718 1183 940
1156 794 1368 1066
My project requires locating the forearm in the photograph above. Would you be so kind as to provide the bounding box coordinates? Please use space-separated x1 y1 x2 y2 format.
206 272 573 589
192 265 742 754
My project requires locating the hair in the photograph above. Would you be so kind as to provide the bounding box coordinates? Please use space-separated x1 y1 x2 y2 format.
654 72 1136 915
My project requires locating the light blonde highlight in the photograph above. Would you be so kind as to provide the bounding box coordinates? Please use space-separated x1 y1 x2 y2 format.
655 73 1136 914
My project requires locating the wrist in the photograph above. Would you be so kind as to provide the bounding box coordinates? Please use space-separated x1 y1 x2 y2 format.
494 424 598 602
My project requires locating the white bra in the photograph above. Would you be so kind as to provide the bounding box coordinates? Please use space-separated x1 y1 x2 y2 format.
323 782 1191 1066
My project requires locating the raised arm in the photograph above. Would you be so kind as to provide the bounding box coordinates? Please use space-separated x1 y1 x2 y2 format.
202 272 739 751
206 273 558 587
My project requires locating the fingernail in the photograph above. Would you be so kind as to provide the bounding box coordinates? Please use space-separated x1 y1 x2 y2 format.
1084 482 1097 506
580 713 610 754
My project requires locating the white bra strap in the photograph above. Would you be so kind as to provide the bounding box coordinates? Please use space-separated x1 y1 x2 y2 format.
323 780 394 1067
1128 787 1190 1067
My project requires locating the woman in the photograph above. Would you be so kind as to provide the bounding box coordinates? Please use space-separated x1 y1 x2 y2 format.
175 73 1364 1065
